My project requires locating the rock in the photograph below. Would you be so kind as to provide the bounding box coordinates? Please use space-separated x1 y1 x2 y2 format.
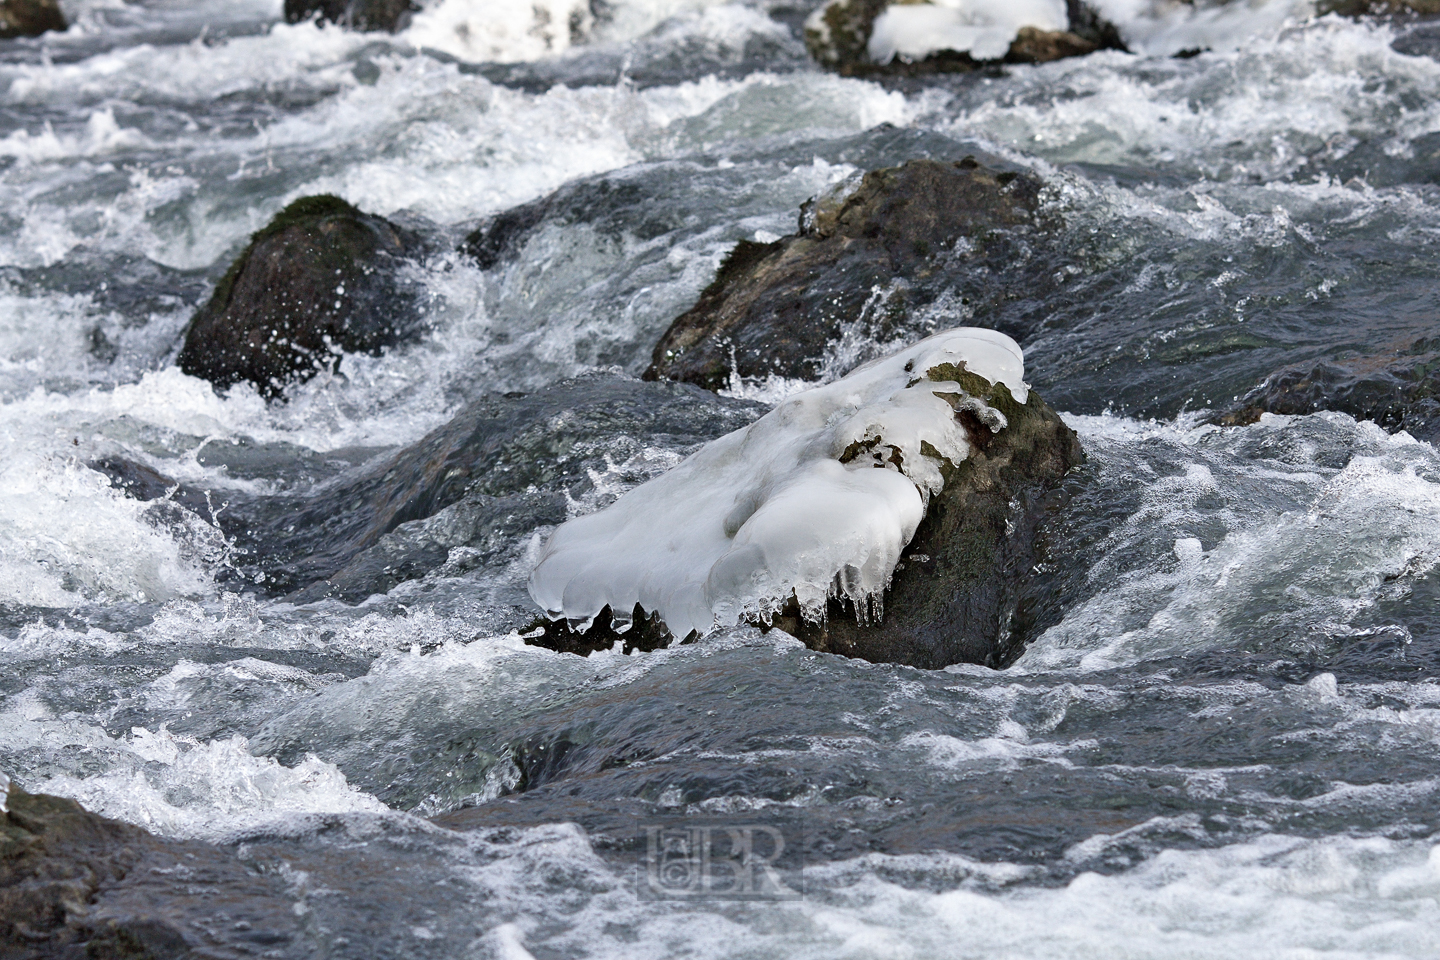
0 781 302 959
536 362 1083 669
283 0 418 32
1215 340 1440 442
1006 24 1102 64
176 195 428 399
644 157 1049 391
803 0 1113 76
1063 0 1126 51
1319 0 1440 15
0 0 65 39
459 176 671 271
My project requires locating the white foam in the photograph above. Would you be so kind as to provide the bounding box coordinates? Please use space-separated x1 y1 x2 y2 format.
34 726 388 840
930 17 1440 179
529 328 1028 638
0 448 221 607
0 107 151 164
422 821 1440 959
1022 412 1440 671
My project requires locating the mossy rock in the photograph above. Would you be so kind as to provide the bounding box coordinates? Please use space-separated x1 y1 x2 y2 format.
177 195 427 399
0 0 65 39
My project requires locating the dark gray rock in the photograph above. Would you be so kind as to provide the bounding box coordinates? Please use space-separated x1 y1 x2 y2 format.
0 0 65 39
176 195 428 399
271 375 764 601
1320 0 1440 14
283 0 417 32
803 0 1115 76
0 782 300 959
95 375 764 601
644 157 1051 391
459 176 675 271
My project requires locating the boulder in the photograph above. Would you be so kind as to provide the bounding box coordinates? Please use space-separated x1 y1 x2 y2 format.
176 195 428 399
539 333 1084 670
0 0 64 39
803 0 1116 76
644 157 1048 391
283 0 418 32
773 366 1082 668
0 780 304 959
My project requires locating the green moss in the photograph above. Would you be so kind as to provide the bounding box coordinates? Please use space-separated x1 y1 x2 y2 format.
701 238 781 302
923 361 1026 421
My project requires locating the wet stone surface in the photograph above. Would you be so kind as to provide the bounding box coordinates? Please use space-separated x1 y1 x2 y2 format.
177 195 430 400
645 157 1052 391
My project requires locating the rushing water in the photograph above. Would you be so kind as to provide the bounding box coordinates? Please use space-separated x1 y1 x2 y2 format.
6 0 1440 956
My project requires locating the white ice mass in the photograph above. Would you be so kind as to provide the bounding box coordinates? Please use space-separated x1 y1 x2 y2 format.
528 328 1029 639
866 0 1069 63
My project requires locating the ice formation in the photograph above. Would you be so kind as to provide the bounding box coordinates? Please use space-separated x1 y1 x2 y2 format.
850 0 1314 64
528 328 1028 639
865 0 1069 64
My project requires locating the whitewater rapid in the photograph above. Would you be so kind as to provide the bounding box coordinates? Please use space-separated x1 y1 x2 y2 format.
5 1 1440 957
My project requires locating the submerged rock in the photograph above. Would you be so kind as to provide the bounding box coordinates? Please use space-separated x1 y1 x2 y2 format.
1216 340 1440 442
284 0 418 32
176 195 427 399
94 375 764 602
535 330 1082 669
0 0 65 39
645 157 1048 391
803 0 1114 76
458 175 677 271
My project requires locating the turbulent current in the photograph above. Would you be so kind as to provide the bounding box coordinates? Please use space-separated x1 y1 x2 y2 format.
6 0 1440 956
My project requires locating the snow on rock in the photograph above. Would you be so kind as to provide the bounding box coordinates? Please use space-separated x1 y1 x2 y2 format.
867 0 1069 63
528 328 1028 640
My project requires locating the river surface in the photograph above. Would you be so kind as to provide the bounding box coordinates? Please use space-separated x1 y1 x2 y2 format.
5 1 1440 957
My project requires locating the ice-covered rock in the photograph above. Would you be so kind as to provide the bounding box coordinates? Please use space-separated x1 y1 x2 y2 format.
804 0 1107 75
869 0 1070 62
530 328 1083 666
